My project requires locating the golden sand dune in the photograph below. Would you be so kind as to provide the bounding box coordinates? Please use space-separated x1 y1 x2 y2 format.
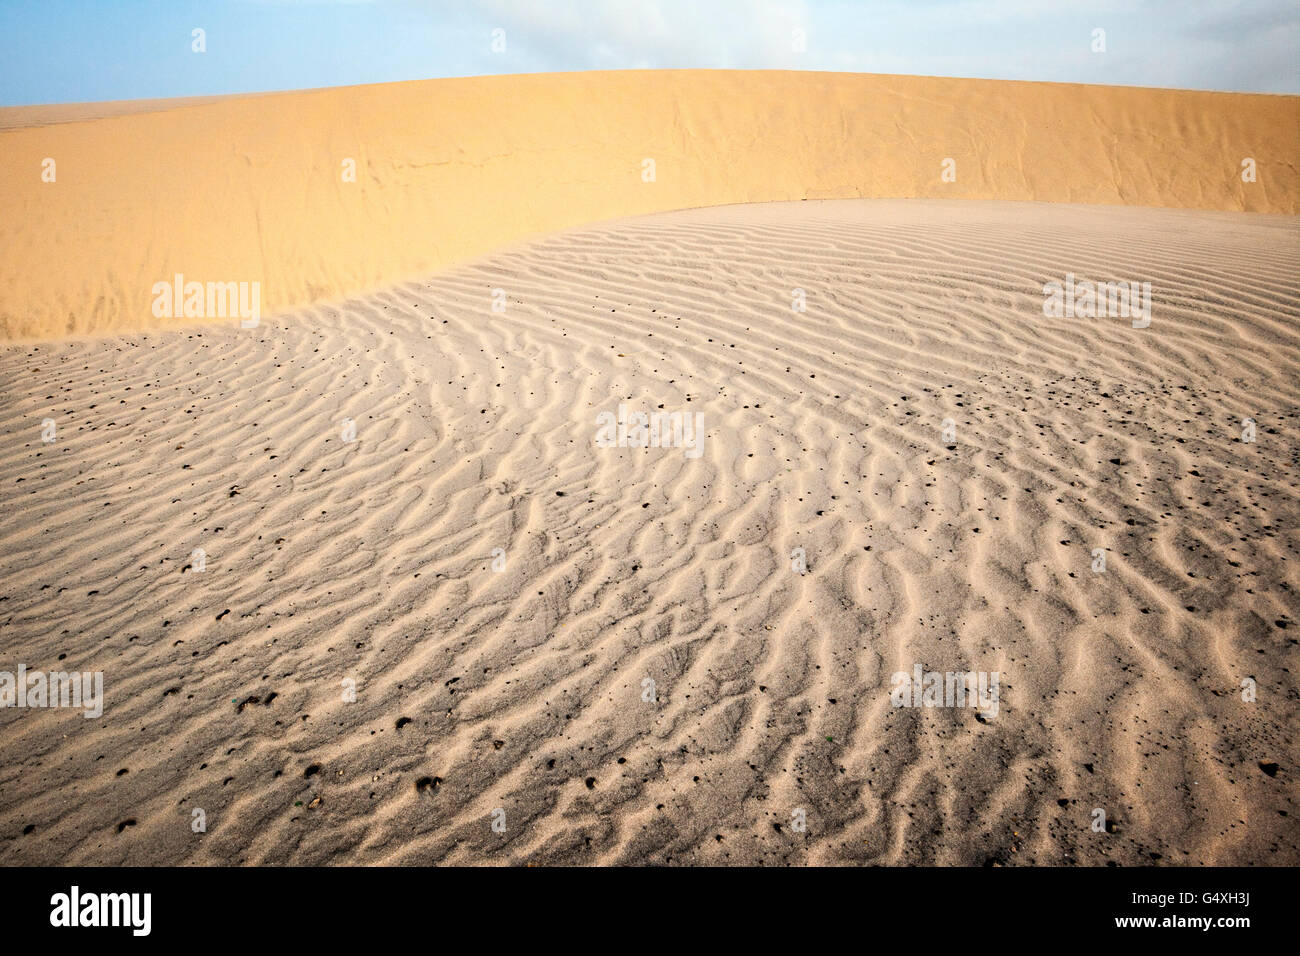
1 71 1297 339
1 199 1296 864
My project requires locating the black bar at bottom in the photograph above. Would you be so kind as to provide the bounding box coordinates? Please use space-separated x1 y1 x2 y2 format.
3 865 1286 944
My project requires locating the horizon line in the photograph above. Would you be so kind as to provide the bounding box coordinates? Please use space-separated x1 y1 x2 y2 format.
6 66 1299 114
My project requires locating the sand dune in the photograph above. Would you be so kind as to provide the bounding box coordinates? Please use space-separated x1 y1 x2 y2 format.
1 199 1296 865
2 71 1298 339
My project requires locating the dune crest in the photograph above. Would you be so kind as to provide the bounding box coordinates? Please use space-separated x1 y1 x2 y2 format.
2 70 1297 339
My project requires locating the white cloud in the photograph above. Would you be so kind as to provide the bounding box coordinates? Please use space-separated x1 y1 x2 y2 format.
476 0 811 70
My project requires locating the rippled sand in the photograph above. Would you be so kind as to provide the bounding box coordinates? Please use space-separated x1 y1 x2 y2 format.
1 199 1297 865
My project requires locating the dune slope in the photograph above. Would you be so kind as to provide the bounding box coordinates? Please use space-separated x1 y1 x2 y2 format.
2 71 1298 339
1 199 1297 865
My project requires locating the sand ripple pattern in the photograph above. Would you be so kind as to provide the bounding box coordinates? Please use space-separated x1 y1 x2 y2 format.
1 200 1297 865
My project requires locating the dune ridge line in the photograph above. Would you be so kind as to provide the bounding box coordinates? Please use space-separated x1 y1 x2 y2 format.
1 70 1297 340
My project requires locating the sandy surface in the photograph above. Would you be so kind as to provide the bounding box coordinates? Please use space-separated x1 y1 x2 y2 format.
1 199 1296 865
2 70 1297 339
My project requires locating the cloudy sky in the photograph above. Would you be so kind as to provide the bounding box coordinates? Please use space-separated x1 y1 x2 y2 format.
0 0 1296 106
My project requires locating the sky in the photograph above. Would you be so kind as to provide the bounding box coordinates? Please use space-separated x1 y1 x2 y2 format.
0 0 1296 107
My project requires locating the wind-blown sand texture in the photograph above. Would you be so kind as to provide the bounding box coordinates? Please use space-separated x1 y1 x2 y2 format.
2 70 1298 339
1 199 1296 865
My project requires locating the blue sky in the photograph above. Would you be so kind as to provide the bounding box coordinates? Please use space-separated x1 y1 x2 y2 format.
1 0 1296 106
